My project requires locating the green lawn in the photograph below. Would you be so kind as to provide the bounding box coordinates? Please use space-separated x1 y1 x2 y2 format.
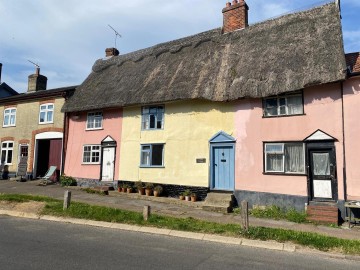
1 194 360 255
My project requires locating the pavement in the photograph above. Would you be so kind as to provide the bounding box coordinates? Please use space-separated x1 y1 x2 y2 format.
1 179 360 260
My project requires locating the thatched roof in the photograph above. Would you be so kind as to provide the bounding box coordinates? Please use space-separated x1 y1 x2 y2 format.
63 2 346 113
346 52 360 73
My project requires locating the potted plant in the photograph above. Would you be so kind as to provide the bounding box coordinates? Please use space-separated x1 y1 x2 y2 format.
153 185 163 197
145 182 154 196
117 183 122 192
122 183 128 193
191 193 197 202
179 191 185 200
135 181 145 195
183 189 191 201
126 184 133 193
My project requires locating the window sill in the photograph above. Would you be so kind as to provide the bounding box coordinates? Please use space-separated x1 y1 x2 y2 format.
139 166 165 168
85 128 104 131
263 172 307 176
141 128 164 131
262 113 306 119
2 125 16 128
82 163 101 165
39 122 54 125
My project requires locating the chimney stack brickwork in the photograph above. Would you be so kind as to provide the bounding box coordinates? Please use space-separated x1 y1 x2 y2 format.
222 0 249 34
28 68 47 92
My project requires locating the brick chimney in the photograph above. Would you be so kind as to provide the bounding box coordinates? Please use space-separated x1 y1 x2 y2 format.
222 0 249 34
105 47 119 57
28 67 47 92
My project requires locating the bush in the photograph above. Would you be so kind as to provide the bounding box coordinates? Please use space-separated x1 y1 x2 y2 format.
250 205 307 223
60 175 77 187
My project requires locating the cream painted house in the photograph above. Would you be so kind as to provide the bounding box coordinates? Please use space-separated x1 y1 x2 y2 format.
0 67 76 179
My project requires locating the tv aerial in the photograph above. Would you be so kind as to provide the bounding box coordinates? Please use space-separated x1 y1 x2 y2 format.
28 60 40 68
108 24 122 49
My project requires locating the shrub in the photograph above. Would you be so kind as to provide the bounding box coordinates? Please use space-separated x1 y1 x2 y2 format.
60 175 77 187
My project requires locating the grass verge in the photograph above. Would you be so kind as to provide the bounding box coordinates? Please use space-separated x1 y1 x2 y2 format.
1 194 360 255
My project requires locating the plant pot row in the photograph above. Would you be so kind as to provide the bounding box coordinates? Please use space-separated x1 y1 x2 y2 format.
179 195 197 202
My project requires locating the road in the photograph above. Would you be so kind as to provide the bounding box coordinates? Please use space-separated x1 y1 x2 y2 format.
0 216 358 270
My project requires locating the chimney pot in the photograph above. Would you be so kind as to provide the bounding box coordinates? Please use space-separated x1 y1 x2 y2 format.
232 0 238 4
226 2 231 7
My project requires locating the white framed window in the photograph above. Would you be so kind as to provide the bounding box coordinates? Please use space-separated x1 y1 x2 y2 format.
264 142 305 174
82 145 101 164
141 105 164 130
263 92 303 117
3 108 16 127
140 144 164 167
1 141 14 165
39 103 54 124
86 112 103 130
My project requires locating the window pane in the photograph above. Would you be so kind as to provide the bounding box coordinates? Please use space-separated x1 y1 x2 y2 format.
287 95 303 115
264 99 278 116
266 154 283 172
40 105 46 110
4 115 9 125
48 104 54 109
285 144 304 173
1 150 6 163
7 150 12 163
312 153 330 176
265 144 283 153
141 151 150 166
152 145 163 166
47 111 53 122
149 114 156 129
40 112 45 122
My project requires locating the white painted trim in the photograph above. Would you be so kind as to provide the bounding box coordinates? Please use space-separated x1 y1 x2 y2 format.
35 132 63 140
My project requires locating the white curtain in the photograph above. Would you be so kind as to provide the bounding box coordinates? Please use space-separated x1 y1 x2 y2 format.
266 154 283 172
312 153 330 176
287 96 303 115
285 144 304 173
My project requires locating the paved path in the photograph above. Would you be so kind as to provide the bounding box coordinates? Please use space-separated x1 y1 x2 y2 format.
1 179 360 241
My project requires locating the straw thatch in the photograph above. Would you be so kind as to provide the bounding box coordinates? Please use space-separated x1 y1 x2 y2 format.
62 2 346 113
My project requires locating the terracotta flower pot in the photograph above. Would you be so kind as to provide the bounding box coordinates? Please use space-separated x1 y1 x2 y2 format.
179 195 185 200
185 196 191 201
145 188 153 196
122 187 127 192
138 187 145 195
118 187 121 192
191 196 197 202
127 188 133 193
154 190 160 197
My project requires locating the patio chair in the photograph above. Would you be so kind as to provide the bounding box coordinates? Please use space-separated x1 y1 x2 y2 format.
39 166 57 185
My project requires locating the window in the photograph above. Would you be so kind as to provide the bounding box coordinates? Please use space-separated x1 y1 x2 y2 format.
39 103 54 124
82 145 101 164
1 141 14 165
86 112 103 130
263 92 303 117
140 144 164 167
3 108 16 127
264 142 305 174
141 105 164 130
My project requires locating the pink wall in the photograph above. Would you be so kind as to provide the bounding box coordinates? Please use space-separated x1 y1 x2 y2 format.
235 83 345 199
343 76 360 200
64 109 122 180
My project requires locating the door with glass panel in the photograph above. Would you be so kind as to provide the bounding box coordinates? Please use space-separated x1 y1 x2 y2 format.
308 148 337 201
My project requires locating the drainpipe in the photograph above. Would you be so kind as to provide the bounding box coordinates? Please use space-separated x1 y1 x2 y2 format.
341 81 347 202
61 111 69 177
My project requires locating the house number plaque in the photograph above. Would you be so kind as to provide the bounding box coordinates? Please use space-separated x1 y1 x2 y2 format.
196 158 206 163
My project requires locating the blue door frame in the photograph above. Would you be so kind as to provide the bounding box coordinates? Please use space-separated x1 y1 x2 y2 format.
209 131 235 191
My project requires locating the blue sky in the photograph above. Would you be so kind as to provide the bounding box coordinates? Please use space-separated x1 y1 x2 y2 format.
1 0 359 92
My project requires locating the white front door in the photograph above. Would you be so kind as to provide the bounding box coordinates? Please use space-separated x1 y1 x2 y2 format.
101 147 115 181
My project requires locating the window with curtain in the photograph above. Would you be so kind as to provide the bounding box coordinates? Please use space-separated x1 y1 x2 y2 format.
86 112 103 130
265 142 305 174
263 92 303 117
140 144 164 167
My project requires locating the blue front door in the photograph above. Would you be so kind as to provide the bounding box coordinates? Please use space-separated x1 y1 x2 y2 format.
212 145 234 191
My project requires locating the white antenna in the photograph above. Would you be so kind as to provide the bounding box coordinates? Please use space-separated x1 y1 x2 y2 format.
108 24 122 49
28 60 40 68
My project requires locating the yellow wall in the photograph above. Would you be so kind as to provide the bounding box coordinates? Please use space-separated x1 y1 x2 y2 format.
119 100 234 187
0 98 65 172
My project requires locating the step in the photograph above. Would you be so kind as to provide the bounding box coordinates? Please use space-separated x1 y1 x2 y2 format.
202 192 234 213
306 203 339 225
